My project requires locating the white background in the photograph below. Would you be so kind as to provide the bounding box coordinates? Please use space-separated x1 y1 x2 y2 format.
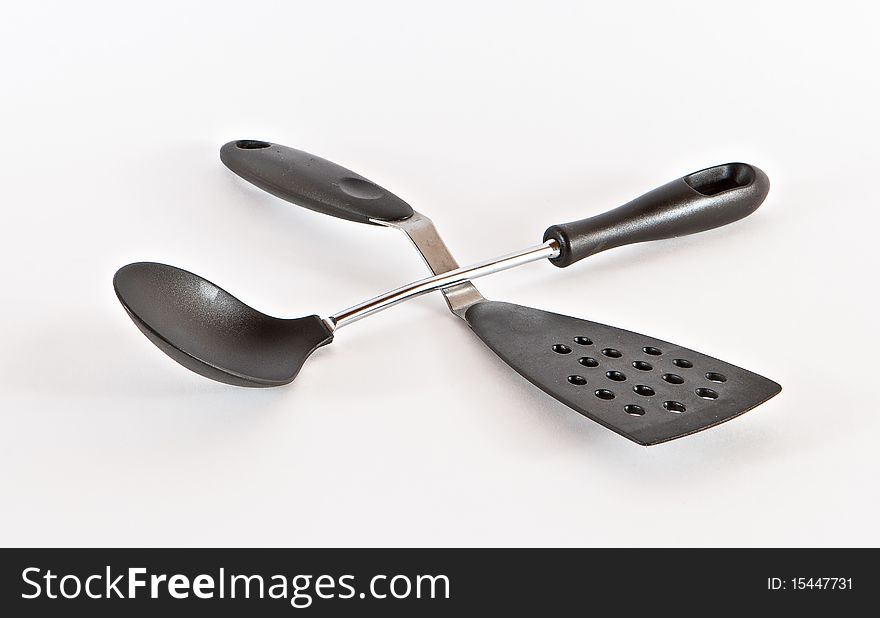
1 1 877 547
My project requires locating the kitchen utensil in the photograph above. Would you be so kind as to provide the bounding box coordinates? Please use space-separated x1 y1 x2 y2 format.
121 141 779 444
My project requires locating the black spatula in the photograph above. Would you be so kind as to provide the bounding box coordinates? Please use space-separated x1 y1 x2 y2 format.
214 141 780 444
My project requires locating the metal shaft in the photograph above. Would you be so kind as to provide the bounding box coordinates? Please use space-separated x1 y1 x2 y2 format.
326 239 560 330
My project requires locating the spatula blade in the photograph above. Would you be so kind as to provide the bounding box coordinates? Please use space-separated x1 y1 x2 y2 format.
465 301 780 445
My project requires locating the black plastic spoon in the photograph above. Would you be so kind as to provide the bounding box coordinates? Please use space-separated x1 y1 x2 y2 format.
117 160 765 384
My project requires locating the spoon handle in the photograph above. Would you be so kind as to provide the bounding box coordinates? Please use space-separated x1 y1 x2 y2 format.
220 140 413 225
544 163 770 268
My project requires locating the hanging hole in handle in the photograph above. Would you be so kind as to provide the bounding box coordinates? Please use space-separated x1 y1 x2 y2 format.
684 163 754 196
236 140 272 150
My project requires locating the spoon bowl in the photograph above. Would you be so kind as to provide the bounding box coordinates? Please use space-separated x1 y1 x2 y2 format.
113 262 333 387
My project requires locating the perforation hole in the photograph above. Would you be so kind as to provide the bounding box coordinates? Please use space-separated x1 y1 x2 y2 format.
595 389 615 400
568 375 587 386
643 346 662 356
633 385 655 396
706 372 727 383
578 357 599 368
662 373 685 385
673 359 693 368
574 336 593 345
552 344 572 354
695 387 719 400
663 401 686 413
606 371 627 382
602 348 622 358
624 404 645 416
632 361 653 371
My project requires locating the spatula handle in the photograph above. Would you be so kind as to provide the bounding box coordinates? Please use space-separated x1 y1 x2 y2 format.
219 140 414 224
543 163 770 268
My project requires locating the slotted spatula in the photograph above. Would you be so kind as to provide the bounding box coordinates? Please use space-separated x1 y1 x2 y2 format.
217 140 780 444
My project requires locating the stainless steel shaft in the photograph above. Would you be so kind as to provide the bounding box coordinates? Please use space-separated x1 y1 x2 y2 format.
326 239 559 330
